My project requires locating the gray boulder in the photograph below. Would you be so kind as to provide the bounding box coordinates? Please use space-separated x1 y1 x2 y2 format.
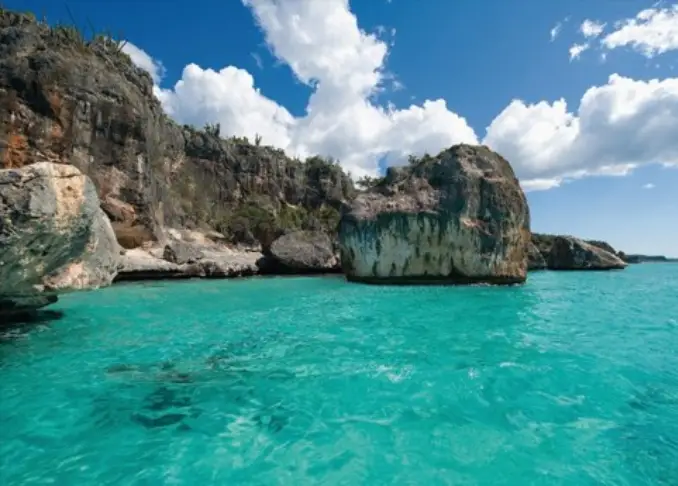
266 231 339 273
0 163 120 317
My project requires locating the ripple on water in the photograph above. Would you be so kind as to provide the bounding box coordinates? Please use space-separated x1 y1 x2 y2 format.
1 266 678 485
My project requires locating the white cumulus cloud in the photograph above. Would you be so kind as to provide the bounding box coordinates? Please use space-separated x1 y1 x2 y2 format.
125 0 678 191
483 74 678 188
569 42 590 60
156 0 477 179
122 42 166 84
602 5 678 57
643 183 656 189
580 19 606 38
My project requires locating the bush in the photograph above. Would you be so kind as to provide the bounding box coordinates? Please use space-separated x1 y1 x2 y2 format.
113 223 154 249
222 203 278 249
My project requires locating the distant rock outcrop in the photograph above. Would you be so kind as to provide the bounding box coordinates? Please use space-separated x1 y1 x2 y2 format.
339 145 531 284
0 163 120 317
545 236 627 270
531 233 627 271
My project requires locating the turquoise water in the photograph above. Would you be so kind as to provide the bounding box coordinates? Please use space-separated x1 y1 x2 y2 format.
1 265 677 485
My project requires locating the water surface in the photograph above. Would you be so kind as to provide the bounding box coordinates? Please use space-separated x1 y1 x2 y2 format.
1 265 677 485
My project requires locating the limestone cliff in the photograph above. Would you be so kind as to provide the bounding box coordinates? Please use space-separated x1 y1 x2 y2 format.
0 10 354 251
0 162 120 317
339 145 530 284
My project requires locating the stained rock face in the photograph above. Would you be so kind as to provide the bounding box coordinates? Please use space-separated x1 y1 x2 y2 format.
546 236 627 270
264 231 340 273
0 163 120 316
339 145 531 284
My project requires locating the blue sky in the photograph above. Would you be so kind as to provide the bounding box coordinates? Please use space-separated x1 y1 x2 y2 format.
8 0 678 256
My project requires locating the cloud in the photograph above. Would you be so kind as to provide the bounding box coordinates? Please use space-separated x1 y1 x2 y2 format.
483 74 678 189
157 64 295 150
601 5 678 57
580 19 606 38
121 42 166 84
550 22 563 41
156 0 477 179
126 0 678 191
569 43 589 60
643 183 656 189
251 52 264 69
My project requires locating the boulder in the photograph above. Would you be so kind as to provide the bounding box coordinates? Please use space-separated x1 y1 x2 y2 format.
0 162 120 317
339 145 530 284
264 231 340 273
527 242 547 270
546 236 627 270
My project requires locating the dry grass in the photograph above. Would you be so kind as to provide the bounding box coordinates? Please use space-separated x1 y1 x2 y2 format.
112 223 154 249
2 131 28 168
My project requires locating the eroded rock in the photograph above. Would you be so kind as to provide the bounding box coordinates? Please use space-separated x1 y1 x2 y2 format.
339 145 530 284
0 163 120 316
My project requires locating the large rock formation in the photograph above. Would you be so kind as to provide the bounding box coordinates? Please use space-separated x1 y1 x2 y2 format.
0 162 120 317
339 145 530 284
0 11 354 251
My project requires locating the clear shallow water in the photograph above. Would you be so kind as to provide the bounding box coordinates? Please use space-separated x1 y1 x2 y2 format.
1 265 677 485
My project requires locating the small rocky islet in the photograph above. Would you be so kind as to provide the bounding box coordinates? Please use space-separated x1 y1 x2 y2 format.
0 9 649 319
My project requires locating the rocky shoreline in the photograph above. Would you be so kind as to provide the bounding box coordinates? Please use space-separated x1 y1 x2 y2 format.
0 9 662 321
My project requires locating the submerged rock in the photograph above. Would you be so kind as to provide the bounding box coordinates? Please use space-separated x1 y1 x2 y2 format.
339 145 530 284
0 163 120 316
546 236 627 270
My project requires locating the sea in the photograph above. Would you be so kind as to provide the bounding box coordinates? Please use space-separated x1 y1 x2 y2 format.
1 264 677 485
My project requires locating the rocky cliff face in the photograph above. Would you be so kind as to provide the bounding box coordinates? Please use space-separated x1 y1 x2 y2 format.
527 242 547 270
0 162 120 317
0 11 354 250
339 145 530 284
